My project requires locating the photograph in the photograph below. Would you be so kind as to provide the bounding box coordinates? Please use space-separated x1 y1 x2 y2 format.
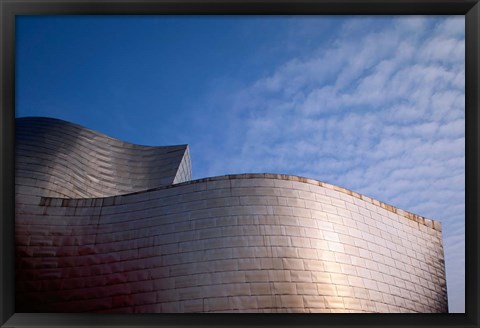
12 14 464 315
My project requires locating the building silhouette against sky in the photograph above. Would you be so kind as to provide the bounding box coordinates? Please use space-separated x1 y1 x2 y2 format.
15 117 448 313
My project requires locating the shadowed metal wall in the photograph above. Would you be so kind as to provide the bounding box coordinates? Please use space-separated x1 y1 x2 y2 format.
15 118 447 313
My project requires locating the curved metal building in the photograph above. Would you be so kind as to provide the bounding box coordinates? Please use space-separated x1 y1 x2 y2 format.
15 117 448 313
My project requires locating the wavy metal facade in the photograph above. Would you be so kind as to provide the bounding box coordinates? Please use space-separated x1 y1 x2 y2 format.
15 117 448 313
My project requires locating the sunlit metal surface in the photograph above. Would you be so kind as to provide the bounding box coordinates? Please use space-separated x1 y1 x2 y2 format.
15 117 447 313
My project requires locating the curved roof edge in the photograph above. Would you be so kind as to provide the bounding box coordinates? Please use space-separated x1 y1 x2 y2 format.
16 116 189 150
16 116 192 197
41 172 441 232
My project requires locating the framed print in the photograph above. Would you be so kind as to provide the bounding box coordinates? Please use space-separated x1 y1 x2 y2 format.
1 0 478 327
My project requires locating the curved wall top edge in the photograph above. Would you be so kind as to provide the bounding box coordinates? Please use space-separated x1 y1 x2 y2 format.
16 116 189 150
15 116 192 197
40 172 441 232
18 116 438 231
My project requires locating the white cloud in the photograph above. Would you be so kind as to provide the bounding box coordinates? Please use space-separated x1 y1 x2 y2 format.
421 37 465 63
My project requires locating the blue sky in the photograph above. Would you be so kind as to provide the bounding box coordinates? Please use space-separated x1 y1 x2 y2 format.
16 15 465 313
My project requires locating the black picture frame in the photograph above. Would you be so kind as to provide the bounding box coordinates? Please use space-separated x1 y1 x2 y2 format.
1 1 478 327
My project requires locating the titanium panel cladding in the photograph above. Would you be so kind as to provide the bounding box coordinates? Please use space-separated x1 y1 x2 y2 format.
15 117 447 313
